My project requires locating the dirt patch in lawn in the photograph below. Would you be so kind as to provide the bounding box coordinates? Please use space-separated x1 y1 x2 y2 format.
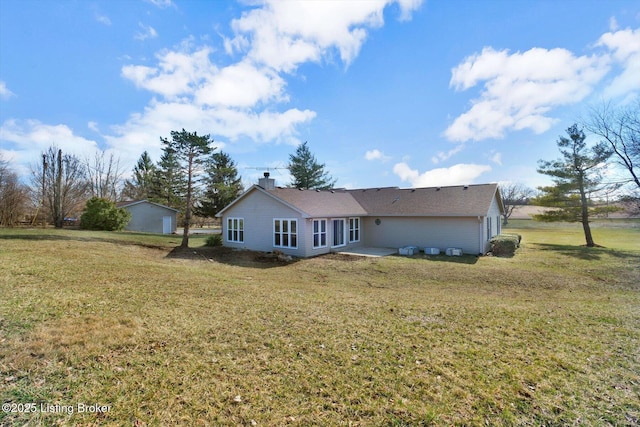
166 246 297 268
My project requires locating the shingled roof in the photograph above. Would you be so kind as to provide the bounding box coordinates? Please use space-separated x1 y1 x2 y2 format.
219 183 503 218
347 184 502 217
269 188 368 217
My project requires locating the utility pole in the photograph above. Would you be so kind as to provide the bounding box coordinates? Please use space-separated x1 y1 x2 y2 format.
42 154 47 227
54 149 63 228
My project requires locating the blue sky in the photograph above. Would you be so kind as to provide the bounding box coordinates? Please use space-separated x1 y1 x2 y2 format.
1 0 639 191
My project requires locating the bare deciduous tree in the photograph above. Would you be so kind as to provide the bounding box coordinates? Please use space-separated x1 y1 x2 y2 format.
499 183 534 225
31 146 89 228
86 150 125 201
585 100 640 189
0 153 29 226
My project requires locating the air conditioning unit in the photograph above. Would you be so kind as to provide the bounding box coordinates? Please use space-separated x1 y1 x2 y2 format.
445 247 463 256
423 247 440 255
398 246 418 256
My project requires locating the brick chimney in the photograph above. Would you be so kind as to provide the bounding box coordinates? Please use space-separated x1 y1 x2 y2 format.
258 172 275 190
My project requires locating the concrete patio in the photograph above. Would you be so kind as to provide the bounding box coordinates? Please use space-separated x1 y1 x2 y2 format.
334 247 398 258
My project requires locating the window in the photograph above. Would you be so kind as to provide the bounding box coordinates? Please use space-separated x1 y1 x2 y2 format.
349 217 360 242
487 216 492 240
227 218 244 242
497 216 501 235
274 219 297 248
313 219 327 248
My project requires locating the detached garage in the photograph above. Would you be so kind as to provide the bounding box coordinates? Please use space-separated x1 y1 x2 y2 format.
117 200 179 234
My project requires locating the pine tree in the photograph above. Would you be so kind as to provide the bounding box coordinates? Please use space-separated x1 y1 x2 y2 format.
122 151 157 201
534 124 613 247
196 151 244 218
160 129 214 248
154 146 187 210
288 141 335 190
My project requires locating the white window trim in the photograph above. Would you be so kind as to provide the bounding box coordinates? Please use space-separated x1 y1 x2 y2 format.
313 219 328 249
227 217 244 243
349 217 360 243
273 218 298 249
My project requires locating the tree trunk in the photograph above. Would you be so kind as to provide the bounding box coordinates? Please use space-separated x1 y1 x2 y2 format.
180 153 193 248
578 173 595 247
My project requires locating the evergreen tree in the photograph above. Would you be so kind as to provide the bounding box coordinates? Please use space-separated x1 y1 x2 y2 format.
196 151 244 218
288 141 335 190
534 124 613 247
154 146 187 210
122 151 157 201
160 129 214 248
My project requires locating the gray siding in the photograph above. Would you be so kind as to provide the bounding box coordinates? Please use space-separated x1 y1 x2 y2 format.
303 217 363 257
219 188 504 258
482 196 503 252
361 216 483 255
124 203 177 234
221 189 307 257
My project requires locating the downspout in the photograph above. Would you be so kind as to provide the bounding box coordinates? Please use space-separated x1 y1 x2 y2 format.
478 216 483 255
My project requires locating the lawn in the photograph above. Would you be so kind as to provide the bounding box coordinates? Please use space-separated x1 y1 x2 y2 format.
1 223 639 426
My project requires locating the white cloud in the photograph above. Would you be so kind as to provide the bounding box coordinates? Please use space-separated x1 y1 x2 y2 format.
227 0 422 72
88 121 99 132
0 81 15 99
446 27 640 143
396 0 423 21
95 14 111 26
365 149 390 161
489 151 502 166
103 99 315 167
431 144 464 164
596 27 640 98
145 0 173 8
393 162 492 187
0 119 100 175
195 61 287 108
134 22 158 41
445 46 610 142
122 46 215 99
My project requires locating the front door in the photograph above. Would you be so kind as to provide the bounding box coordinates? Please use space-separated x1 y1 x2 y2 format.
332 219 345 247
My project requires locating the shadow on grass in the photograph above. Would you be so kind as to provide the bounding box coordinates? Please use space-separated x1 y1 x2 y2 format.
536 243 639 261
0 232 80 241
167 246 298 269
403 254 480 265
0 231 180 250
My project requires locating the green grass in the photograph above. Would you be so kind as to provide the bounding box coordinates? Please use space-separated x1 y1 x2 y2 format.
1 224 639 426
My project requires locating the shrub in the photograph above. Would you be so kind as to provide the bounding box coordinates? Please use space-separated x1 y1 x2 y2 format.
205 234 223 247
80 197 131 231
490 234 521 257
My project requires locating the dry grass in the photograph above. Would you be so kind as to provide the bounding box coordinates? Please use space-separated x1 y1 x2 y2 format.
1 224 639 426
